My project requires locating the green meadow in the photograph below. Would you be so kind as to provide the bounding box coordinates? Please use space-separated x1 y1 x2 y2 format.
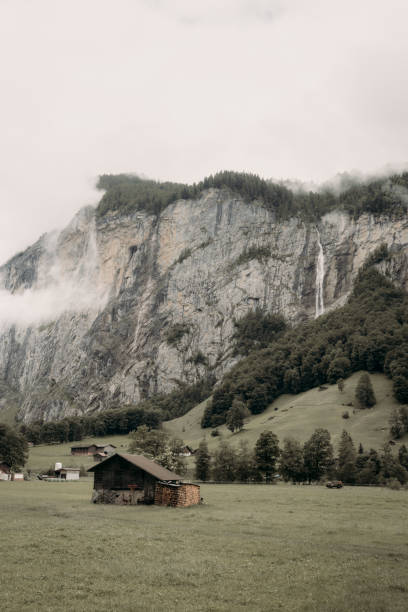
26 372 407 478
1 480 407 611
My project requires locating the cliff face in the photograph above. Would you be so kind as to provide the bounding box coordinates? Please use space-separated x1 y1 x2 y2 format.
1 189 408 423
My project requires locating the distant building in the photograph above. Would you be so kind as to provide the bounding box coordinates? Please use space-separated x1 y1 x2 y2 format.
54 466 80 481
93 452 108 462
71 444 116 457
0 464 24 481
179 445 195 457
88 453 200 507
0 463 11 481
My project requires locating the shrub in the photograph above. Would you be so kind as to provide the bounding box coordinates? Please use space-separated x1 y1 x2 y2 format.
176 248 192 264
355 373 376 408
165 323 190 346
387 478 401 490
342 411 350 419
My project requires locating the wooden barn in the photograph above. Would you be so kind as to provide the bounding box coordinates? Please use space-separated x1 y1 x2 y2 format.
71 443 116 456
88 453 200 507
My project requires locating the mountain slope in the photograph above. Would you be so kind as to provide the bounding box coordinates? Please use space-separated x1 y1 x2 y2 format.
164 372 406 454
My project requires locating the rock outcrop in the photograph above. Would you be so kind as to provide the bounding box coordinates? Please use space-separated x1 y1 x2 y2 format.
1 189 408 422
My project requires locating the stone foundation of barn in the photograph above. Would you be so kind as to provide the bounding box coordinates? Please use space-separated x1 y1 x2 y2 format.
154 482 201 507
91 482 201 507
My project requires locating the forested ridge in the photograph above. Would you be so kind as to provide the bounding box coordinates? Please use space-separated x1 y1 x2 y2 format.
96 170 408 220
203 259 408 427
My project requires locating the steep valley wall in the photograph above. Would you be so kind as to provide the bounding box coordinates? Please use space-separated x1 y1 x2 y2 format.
1 189 408 423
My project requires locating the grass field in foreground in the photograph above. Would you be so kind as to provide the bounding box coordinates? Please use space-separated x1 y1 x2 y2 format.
1 481 407 612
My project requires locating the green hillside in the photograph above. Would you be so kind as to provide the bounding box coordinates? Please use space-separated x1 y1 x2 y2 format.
26 435 129 474
164 372 407 457
26 371 407 475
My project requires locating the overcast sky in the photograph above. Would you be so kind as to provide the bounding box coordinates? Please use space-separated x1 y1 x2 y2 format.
1 0 408 265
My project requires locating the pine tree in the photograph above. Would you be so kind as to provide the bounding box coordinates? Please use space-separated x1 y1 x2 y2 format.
355 373 376 408
235 440 256 481
254 431 280 482
303 428 334 483
212 441 237 481
336 430 357 483
279 437 305 483
389 408 404 439
194 439 211 481
380 443 408 484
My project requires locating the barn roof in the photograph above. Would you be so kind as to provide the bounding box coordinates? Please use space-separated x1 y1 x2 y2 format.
87 452 183 481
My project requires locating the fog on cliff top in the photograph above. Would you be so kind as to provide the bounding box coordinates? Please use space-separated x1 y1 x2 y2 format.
1 0 408 265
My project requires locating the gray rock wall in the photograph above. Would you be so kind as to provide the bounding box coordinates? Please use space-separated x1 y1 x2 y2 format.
1 189 408 422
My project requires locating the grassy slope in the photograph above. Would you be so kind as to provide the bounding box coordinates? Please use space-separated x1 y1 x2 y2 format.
26 371 408 474
1 480 407 611
26 435 129 473
164 372 408 456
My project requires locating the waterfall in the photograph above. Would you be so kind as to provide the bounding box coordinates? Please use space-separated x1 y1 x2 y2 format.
315 228 325 318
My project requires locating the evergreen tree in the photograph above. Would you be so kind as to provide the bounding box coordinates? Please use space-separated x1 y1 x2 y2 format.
235 440 256 481
389 408 404 439
303 428 334 483
336 430 357 483
254 431 280 482
355 373 376 408
212 441 237 481
355 449 382 485
194 439 211 481
279 437 305 483
380 443 408 484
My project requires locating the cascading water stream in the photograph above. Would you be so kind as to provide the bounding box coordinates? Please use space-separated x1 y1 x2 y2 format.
315 228 325 318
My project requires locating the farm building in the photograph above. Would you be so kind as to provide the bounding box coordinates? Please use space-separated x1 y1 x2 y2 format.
54 466 80 480
93 452 108 462
179 445 195 457
88 453 200 507
0 462 11 481
71 443 116 456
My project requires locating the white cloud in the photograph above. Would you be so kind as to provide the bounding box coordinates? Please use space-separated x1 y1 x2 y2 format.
0 0 408 264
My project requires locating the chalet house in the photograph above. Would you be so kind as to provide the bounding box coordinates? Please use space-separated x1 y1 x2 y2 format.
88 453 200 507
71 444 116 457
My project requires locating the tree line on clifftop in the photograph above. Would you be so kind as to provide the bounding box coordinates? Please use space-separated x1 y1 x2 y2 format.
96 170 408 220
